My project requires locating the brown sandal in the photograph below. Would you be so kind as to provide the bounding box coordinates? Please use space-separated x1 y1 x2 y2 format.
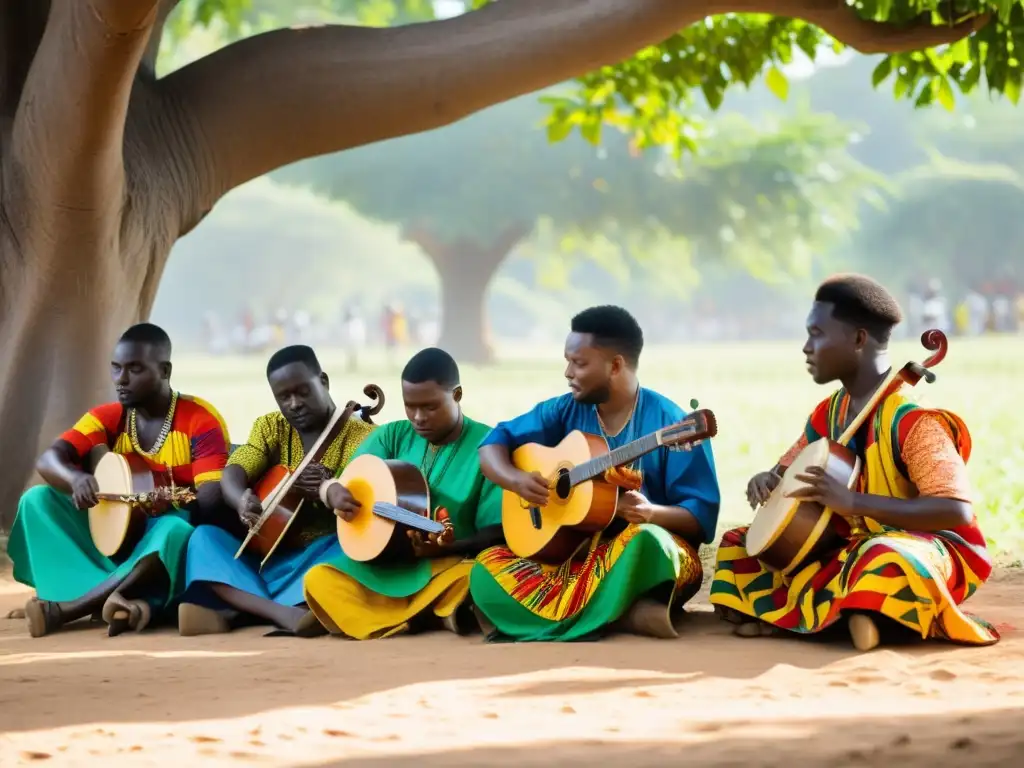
24 598 63 638
101 594 152 637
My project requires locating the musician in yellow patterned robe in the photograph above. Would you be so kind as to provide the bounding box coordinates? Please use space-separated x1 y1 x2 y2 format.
178 345 373 636
709 274 999 651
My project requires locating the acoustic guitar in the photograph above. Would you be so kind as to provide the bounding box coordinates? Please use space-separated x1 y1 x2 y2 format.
502 408 718 564
745 329 949 575
89 452 195 562
234 384 384 568
334 454 448 563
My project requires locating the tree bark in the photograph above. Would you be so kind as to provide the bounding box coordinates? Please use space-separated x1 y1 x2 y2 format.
403 223 531 364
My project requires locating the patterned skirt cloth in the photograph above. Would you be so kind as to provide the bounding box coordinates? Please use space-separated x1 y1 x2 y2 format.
469 523 704 642
708 526 999 645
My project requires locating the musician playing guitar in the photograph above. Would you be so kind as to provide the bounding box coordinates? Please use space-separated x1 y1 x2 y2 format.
177 345 373 637
710 274 1000 651
7 324 231 638
303 348 504 639
472 305 721 641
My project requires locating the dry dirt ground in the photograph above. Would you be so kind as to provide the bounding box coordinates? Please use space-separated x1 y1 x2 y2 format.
1 569 1022 767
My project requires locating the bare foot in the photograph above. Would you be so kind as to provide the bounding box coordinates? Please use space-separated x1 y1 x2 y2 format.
733 620 778 638
24 598 63 638
101 592 151 637
178 603 232 636
848 613 881 652
620 598 678 639
294 610 327 638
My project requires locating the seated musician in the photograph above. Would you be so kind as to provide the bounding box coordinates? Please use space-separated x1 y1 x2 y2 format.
8 323 231 638
302 348 503 639
470 305 721 641
177 345 374 636
709 274 999 651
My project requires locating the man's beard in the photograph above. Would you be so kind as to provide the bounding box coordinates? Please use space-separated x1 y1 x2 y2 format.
573 384 611 406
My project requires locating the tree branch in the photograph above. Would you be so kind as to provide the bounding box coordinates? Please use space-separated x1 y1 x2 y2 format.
8 1 160 210
167 0 986 209
165 0 714 205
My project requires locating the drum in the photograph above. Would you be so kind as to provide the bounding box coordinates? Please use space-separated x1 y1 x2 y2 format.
745 438 860 575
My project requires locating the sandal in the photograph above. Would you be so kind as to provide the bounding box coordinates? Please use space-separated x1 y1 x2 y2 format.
848 613 881 652
734 620 779 638
101 594 152 637
24 598 63 638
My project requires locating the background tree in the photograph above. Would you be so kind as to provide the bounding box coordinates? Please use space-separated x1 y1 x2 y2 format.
0 0 1015 526
281 95 881 361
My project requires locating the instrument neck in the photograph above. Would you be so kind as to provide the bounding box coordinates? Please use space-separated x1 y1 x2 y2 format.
567 431 660 487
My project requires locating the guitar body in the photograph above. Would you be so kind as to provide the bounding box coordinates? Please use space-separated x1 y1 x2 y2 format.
336 455 433 564
89 452 159 562
239 464 307 561
502 431 620 564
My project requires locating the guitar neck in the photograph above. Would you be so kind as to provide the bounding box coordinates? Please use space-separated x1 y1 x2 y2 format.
372 502 446 535
568 432 662 487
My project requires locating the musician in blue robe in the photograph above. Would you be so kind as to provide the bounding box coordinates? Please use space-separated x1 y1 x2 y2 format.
470 305 721 641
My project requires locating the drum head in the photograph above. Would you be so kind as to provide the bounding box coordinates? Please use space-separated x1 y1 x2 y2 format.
337 454 399 562
90 453 134 557
746 440 829 554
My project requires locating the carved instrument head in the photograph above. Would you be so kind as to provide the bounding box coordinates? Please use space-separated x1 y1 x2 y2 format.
401 347 462 445
111 323 173 408
564 305 643 405
803 274 903 385
266 345 333 433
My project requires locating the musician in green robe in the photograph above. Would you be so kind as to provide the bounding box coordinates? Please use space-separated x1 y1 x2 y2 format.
302 348 503 639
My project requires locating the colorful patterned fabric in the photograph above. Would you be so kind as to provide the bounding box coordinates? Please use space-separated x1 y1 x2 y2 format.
474 524 702 627
709 389 998 646
302 416 502 639
229 410 373 478
59 395 230 487
229 410 375 541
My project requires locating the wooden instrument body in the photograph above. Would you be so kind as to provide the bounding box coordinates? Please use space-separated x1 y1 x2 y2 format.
335 454 437 563
242 464 307 561
501 430 620 564
89 452 159 561
745 439 861 575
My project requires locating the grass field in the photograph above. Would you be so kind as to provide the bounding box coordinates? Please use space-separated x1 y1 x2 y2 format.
173 335 1024 564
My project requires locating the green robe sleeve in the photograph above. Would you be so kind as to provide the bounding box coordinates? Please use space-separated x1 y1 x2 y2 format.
474 478 504 530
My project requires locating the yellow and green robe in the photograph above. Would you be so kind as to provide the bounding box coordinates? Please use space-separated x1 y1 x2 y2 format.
302 416 502 639
709 389 999 646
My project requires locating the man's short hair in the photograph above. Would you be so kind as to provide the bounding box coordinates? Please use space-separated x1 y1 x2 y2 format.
815 273 903 343
266 345 322 378
401 347 460 389
571 305 644 368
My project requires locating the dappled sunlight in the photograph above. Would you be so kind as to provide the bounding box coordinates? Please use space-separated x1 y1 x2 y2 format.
3 662 1024 765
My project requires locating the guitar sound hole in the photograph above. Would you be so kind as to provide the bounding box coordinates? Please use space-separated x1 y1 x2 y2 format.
554 470 572 500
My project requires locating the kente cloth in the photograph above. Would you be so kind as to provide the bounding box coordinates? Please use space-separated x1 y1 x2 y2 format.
303 416 503 639
7 394 231 606
709 389 999 646
228 409 375 542
468 388 721 641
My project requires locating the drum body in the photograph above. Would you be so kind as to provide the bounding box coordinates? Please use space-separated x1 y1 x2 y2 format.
746 439 860 575
89 453 156 560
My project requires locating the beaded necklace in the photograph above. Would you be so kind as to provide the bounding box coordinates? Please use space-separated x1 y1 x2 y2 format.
129 391 178 457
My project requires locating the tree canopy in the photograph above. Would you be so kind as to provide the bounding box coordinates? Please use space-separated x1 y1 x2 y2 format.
176 0 1024 159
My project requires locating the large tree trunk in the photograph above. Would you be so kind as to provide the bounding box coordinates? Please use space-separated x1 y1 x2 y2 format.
404 223 531 364
0 0 982 533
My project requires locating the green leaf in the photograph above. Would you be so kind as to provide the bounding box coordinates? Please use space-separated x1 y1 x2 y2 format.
765 67 790 101
546 119 573 143
936 76 955 110
872 58 893 88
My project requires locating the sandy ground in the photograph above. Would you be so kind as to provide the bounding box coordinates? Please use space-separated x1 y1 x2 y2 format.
1 569 1022 767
